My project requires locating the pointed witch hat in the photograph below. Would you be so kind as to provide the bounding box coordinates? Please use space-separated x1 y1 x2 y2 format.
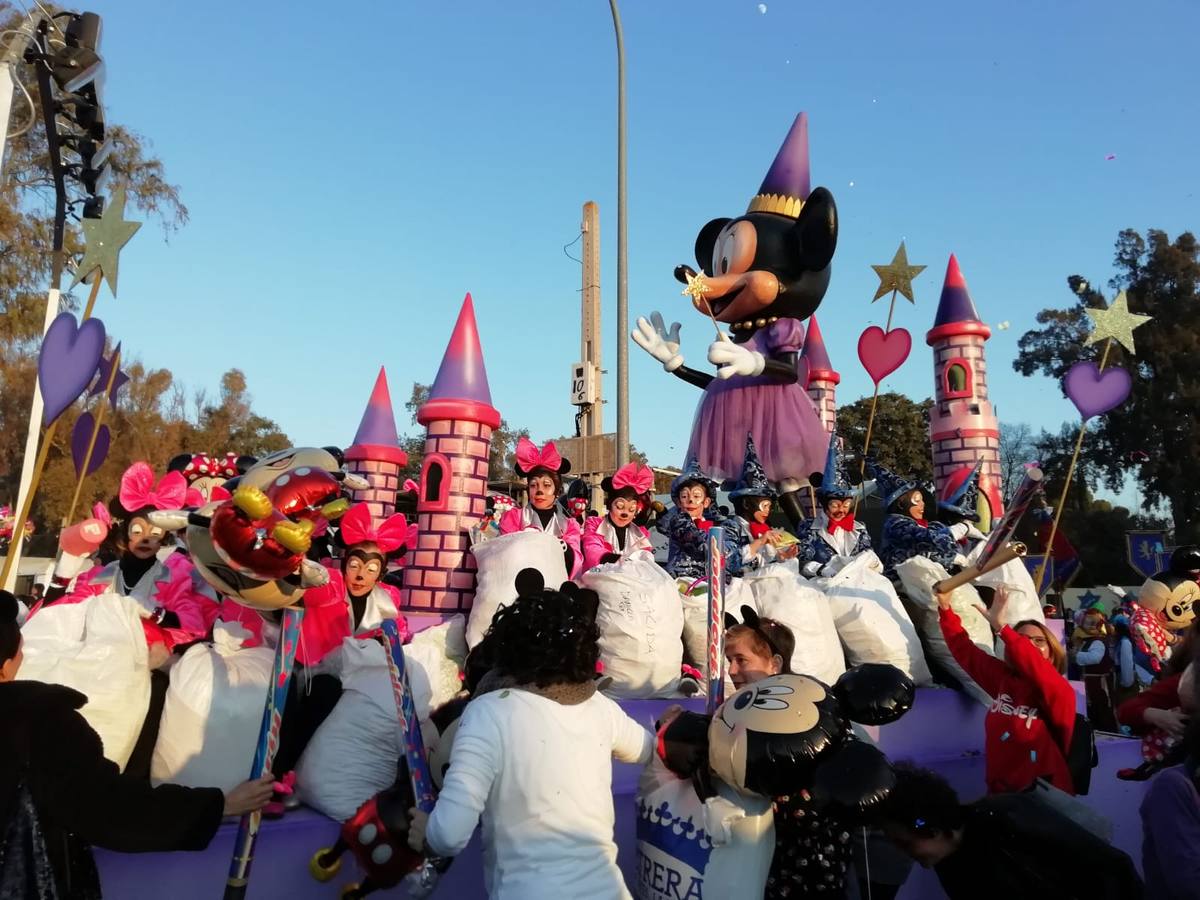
671 456 719 502
865 457 936 512
938 460 982 522
727 434 776 501
814 429 854 501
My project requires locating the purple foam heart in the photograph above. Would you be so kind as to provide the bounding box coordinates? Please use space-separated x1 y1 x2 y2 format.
39 312 106 425
1063 361 1132 420
71 412 110 477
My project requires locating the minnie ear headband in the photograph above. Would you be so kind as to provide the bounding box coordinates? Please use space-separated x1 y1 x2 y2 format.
514 438 572 477
724 604 784 659
339 503 415 555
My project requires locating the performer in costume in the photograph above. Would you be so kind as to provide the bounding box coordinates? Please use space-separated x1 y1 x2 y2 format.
632 114 838 528
43 461 219 659
273 503 413 777
656 457 733 582
1128 570 1198 681
500 438 582 579
724 434 799 573
796 429 872 577
871 459 969 581
1071 607 1118 731
582 462 656 571
0 590 275 898
935 461 987 552
167 451 253 504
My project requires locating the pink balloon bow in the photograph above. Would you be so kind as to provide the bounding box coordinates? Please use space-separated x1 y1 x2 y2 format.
515 437 564 474
857 326 912 385
118 462 188 513
611 462 654 494
93 502 112 525
339 502 413 554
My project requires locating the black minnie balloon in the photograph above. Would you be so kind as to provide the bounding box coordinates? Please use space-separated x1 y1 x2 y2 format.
809 740 895 818
832 664 915 726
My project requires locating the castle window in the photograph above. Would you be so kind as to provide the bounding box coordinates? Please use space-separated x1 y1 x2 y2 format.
943 359 973 399
420 453 451 511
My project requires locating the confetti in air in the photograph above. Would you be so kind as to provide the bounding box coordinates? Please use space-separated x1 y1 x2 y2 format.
758 2 767 12
848 181 855 187
1105 154 1116 160
997 321 1010 330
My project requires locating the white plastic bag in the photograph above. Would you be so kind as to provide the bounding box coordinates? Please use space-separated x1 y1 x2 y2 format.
582 557 685 698
896 556 995 705
965 542 1045 627
679 580 709 670
296 637 401 821
406 615 467 721
467 530 569 648
634 755 774 900
816 552 932 684
151 622 274 791
739 561 846 686
18 593 151 770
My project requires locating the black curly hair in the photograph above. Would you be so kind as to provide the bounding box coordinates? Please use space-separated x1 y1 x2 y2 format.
0 590 21 664
484 569 601 687
874 762 965 835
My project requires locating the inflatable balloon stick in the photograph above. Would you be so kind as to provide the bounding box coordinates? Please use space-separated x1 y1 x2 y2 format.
854 242 925 505
975 466 1044 569
224 606 303 900
705 526 727 714
309 620 445 899
932 541 1027 595
1035 291 1150 593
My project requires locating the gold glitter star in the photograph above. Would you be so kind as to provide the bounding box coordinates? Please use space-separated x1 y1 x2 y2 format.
871 241 926 303
1084 291 1152 354
681 269 711 303
70 186 142 297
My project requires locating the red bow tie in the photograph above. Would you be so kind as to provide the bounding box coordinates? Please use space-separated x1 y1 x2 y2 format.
827 515 856 534
749 522 771 538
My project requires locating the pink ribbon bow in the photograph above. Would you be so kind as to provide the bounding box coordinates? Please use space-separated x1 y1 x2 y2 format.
339 502 414 554
515 437 563 474
92 502 112 526
119 461 188 513
611 462 654 494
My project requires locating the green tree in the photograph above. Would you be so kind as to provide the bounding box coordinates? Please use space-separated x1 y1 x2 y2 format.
837 393 934 483
1015 230 1200 534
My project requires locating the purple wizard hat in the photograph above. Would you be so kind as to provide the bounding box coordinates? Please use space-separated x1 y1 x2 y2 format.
747 113 812 219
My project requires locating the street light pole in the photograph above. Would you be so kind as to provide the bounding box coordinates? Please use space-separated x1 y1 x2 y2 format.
608 0 629 467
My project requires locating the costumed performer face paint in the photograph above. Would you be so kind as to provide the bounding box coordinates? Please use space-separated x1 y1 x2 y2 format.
907 491 925 520
725 630 783 688
678 484 712 520
1139 572 1199 632
527 473 558 511
344 546 384 597
126 515 166 560
751 498 773 525
608 495 640 528
825 497 852 521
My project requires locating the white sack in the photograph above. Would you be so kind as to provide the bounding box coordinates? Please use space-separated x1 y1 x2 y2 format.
467 531 569 648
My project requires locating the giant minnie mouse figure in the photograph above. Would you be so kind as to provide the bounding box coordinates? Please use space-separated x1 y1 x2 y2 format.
633 114 837 527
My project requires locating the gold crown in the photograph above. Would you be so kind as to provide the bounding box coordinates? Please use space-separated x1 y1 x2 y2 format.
746 193 805 218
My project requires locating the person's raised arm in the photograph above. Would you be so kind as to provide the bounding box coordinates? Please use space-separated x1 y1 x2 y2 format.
422 700 503 858
936 591 1008 698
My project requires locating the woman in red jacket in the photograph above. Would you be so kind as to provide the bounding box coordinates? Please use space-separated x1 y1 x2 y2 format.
937 585 1078 794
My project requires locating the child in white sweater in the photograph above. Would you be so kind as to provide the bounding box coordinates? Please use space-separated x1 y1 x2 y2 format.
410 572 655 899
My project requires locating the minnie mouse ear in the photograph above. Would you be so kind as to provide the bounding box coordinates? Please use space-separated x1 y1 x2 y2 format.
167 453 192 474
235 455 258 475
515 568 545 598
574 587 600 622
559 457 572 476
808 471 824 489
322 446 345 466
512 462 529 478
723 611 739 630
600 476 615 494
740 605 761 629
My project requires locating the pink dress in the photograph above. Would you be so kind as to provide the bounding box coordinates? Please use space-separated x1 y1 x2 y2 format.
581 516 654 571
294 567 409 668
39 552 220 651
685 318 828 483
499 506 583 580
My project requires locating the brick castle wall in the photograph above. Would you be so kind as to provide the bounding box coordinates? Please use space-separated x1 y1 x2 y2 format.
807 378 837 435
402 418 493 613
347 457 401 521
929 332 1001 508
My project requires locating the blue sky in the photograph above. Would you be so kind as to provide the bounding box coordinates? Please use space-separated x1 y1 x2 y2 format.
88 1 1198 506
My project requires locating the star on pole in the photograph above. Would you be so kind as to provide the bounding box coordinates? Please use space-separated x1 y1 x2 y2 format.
870 241 926 303
681 269 712 304
1084 291 1152 354
70 186 142 297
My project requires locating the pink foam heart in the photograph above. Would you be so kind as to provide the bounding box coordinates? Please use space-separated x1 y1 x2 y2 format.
857 326 912 385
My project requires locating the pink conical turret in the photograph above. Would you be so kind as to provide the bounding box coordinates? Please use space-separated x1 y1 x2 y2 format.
404 294 499 615
925 256 1003 528
345 367 408 520
801 314 839 433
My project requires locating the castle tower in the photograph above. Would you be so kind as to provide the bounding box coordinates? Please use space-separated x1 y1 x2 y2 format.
801 314 839 434
404 293 499 614
345 366 408 521
926 255 1003 529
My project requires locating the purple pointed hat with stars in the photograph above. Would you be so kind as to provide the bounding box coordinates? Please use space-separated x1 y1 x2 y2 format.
747 113 812 218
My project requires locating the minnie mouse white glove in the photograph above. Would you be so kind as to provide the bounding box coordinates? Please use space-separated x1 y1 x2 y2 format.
708 339 765 379
632 313 684 372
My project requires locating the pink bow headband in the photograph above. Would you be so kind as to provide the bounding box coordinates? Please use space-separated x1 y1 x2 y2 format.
119 462 190 513
515 437 567 475
339 503 416 555
611 462 654 495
